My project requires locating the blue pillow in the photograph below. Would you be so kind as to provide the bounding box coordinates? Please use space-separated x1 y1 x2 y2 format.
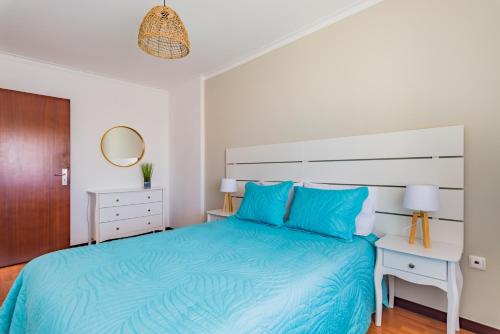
236 181 294 226
287 186 368 241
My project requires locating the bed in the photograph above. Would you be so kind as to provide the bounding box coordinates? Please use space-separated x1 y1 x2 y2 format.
1 126 464 334
0 218 377 334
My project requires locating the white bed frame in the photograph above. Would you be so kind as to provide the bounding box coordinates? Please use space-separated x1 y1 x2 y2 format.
225 126 464 250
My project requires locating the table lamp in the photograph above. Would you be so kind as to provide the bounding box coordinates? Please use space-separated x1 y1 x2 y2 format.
220 178 237 213
403 184 440 248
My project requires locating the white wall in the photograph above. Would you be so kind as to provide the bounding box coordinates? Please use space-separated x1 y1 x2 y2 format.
0 53 170 245
168 76 204 227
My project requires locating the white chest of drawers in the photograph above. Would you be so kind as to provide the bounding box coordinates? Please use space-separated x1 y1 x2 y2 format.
87 188 164 243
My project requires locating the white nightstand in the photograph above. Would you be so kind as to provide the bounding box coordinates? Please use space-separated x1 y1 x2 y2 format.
206 209 233 222
374 235 463 334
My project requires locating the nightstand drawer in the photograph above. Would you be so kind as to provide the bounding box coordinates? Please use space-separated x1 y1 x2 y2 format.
384 250 447 281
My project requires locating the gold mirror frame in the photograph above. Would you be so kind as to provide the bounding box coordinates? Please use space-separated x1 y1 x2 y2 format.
100 125 145 167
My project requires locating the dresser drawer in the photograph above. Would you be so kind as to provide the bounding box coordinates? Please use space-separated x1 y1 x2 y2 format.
99 202 163 222
100 215 163 240
99 190 162 208
384 250 447 281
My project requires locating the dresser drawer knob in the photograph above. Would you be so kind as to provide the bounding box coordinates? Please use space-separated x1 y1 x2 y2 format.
116 199 120 202
116 227 120 231
147 209 151 212
147 196 151 199
408 263 415 269
148 222 151 225
116 213 120 216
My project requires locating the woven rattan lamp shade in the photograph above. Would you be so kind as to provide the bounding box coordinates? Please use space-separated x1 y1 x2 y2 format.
138 5 190 59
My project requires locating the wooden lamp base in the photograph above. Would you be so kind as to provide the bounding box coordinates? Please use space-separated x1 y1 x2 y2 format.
222 193 233 213
408 211 431 248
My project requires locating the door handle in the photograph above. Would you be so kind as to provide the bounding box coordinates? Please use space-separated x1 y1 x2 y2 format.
54 168 68 186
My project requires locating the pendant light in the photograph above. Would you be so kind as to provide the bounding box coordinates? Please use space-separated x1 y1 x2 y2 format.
138 0 190 59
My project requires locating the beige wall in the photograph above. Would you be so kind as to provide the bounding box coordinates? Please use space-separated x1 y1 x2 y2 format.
205 0 500 327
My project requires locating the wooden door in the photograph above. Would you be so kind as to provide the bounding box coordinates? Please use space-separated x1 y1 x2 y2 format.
0 88 70 267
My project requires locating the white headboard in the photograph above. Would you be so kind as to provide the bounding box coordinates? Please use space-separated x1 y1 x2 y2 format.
226 126 464 249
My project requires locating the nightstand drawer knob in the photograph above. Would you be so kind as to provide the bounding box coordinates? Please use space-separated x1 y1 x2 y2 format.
408 263 415 269
116 227 120 231
116 198 120 202
116 213 120 216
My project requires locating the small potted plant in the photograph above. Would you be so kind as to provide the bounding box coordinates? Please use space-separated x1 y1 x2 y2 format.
141 163 153 189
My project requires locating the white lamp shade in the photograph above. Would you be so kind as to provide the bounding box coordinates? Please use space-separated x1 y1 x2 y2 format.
403 184 440 212
220 178 237 193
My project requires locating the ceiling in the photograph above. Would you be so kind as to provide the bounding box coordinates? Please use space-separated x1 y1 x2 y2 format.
0 0 376 90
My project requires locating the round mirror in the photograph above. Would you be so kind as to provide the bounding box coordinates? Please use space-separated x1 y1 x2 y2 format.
100 126 145 167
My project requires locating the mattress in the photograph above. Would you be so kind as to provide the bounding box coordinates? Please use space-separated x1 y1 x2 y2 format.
0 217 377 334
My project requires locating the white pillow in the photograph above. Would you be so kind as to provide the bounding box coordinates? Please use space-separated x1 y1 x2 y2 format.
303 182 377 236
259 181 303 221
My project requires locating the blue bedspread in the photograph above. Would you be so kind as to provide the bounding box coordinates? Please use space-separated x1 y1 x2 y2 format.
1 218 377 334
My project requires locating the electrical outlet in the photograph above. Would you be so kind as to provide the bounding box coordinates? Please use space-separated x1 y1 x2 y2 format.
469 255 486 271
